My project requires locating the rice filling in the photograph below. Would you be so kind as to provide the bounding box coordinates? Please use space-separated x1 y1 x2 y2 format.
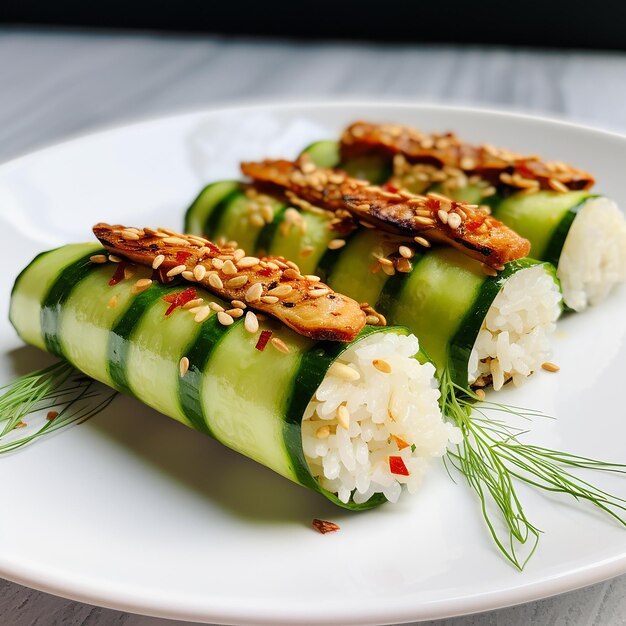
558 197 626 311
468 265 562 390
301 333 458 504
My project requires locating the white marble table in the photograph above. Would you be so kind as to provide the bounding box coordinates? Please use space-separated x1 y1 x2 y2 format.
2 27 626 626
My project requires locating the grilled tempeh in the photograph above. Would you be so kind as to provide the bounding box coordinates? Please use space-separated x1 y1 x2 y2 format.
93 223 366 342
340 121 595 192
240 159 530 268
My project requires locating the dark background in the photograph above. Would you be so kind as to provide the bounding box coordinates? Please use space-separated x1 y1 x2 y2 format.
1 0 624 51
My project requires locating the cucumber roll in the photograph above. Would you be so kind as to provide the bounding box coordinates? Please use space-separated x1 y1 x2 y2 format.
10 229 457 509
185 165 562 390
331 121 626 311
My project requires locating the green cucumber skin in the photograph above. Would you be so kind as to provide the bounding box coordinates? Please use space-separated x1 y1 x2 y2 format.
12 247 406 510
300 139 391 184
184 181 241 235
493 191 594 262
185 178 559 383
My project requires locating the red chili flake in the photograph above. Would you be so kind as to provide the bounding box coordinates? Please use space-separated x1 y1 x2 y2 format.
312 519 340 534
389 455 410 476
515 161 536 180
46 411 59 421
162 287 197 316
382 183 399 193
255 330 272 351
464 219 483 232
258 267 273 277
392 435 410 451
176 250 191 264
109 261 128 286
425 196 441 211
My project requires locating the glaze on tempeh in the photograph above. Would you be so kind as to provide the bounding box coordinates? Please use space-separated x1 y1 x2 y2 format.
93 223 366 342
340 121 595 192
241 159 530 268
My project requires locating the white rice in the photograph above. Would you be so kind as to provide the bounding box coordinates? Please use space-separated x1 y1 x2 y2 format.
301 333 459 505
468 265 562 390
558 197 626 311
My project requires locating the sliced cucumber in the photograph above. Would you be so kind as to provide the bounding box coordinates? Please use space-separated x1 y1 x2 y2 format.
493 190 594 266
11 246 415 509
300 139 391 184
185 178 560 385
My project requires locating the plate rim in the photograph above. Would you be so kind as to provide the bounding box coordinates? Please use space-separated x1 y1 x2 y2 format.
2 100 626 625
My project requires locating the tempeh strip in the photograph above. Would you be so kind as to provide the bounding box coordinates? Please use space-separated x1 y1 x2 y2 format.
340 120 595 192
240 159 530 268
93 223 365 342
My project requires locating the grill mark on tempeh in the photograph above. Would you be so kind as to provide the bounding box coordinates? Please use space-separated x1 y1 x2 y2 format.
340 120 595 192
240 159 530 268
93 223 365 342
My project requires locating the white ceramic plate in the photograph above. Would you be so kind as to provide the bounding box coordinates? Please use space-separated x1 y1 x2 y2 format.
1 102 626 625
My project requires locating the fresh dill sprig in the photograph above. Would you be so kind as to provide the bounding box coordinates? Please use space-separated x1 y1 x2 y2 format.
0 361 117 452
440 369 626 570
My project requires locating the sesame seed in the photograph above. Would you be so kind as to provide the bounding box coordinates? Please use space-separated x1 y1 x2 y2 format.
208 302 224 312
414 236 431 248
437 209 449 224
329 362 360 381
372 359 392 374
267 284 293 297
542 361 560 372
208 273 224 289
194 265 207 281
365 314 380 325
244 310 259 333
231 299 246 309
167 264 186 277
162 236 190 246
304 274 321 282
414 215 436 226
108 254 123 263
286 260 300 271
183 298 204 310
309 288 331 298
396 258 412 273
381 264 396 276
132 278 153 294
182 270 195 281
447 213 462 229
226 308 244 318
377 256 394 267
233 249 246 262
237 256 260 269
475 389 486 401
283 268 301 280
328 239 346 250
222 260 238 275
245 282 264 302
482 264 498 277
398 245 413 259
217 311 234 326
261 295 279 304
194 306 211 323
336 405 350 429
121 230 140 241
123 265 136 280
271 337 290 353
316 425 331 439
15 421 27 429
107 294 119 309
90 254 108 264
226 275 249 288
152 254 165 269
212 258 224 270
179 356 190 377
